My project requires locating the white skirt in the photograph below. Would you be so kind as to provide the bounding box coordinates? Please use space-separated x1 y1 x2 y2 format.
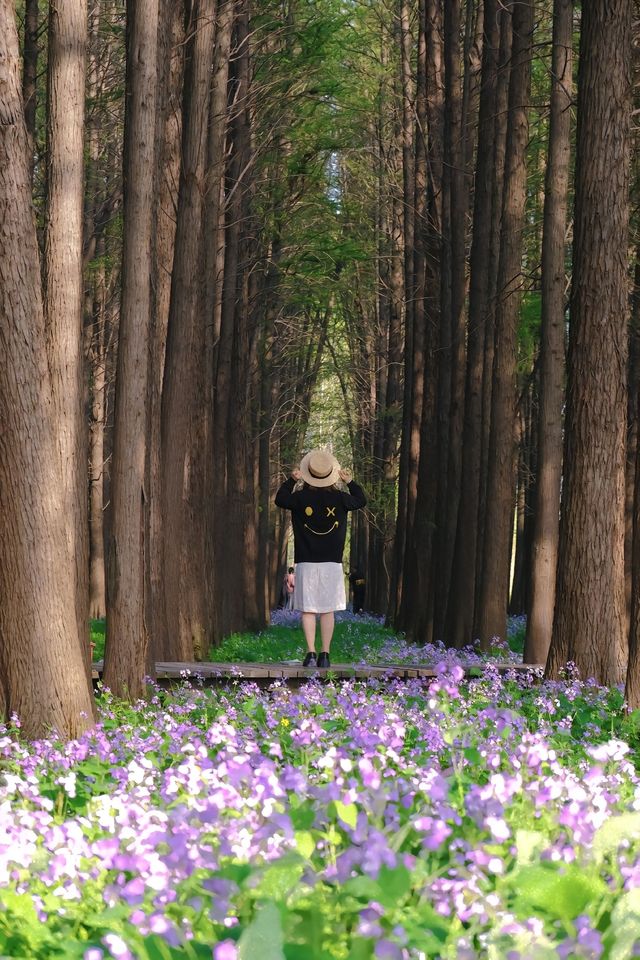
293 562 346 613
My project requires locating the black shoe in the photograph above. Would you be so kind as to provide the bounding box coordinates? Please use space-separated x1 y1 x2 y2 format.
303 652 317 668
317 652 330 669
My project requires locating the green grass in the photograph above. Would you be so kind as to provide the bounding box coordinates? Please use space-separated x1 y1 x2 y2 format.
207 619 398 664
91 619 105 660
88 617 398 665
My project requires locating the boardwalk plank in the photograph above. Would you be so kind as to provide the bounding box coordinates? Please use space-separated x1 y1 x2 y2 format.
93 659 543 685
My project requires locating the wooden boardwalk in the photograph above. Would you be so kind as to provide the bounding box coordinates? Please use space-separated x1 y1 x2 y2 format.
92 660 543 685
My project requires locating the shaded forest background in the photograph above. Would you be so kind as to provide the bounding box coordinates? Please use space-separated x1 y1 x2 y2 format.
1 0 639 736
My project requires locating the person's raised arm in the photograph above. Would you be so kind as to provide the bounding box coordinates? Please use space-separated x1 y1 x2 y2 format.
274 469 301 510
338 468 367 510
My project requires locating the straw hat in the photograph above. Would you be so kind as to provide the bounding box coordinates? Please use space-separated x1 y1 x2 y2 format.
299 448 341 488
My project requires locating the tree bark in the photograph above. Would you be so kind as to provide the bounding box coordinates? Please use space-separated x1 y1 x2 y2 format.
0 1 95 737
450 0 500 649
524 0 572 664
147 0 185 661
202 0 234 640
104 0 159 699
477 0 534 649
625 259 640 633
551 0 632 687
435 0 466 640
213 5 255 640
43 0 91 673
474 9 512 632
161 0 217 661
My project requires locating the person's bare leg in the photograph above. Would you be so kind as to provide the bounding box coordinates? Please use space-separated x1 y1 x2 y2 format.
320 612 334 653
301 612 317 653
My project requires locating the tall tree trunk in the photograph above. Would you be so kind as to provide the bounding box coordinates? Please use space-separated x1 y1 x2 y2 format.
435 0 466 640
43 0 90 672
524 0 572 664
450 0 500 649
392 0 418 627
104 0 159 699
202 0 234 641
147 0 185 661
0 1 95 736
551 0 632 687
161 0 217 661
474 10 512 632
395 0 444 642
477 0 534 648
213 6 253 640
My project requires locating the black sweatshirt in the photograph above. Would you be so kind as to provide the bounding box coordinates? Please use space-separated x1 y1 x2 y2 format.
275 477 367 563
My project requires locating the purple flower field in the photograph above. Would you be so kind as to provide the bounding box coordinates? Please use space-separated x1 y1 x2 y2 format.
1 653 640 958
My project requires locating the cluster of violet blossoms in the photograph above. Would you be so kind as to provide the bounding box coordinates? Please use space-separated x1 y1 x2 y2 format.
0 659 638 958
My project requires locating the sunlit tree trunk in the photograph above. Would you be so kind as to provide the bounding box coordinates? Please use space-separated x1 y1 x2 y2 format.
43 0 90 672
552 0 631 687
0 1 95 737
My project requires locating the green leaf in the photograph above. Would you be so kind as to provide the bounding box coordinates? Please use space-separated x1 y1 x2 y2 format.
592 813 640 863
290 801 316 831
402 903 452 954
611 887 640 925
376 865 412 907
334 801 358 830
295 830 316 859
604 888 640 960
510 864 607 922
343 876 382 901
238 902 286 960
347 938 375 959
250 859 305 901
463 746 482 765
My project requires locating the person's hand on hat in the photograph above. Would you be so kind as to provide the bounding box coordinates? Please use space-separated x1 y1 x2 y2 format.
339 468 352 483
291 467 302 481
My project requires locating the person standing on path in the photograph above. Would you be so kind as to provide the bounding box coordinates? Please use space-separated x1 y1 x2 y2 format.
275 449 367 669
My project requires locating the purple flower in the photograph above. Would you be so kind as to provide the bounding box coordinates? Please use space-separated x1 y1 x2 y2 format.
213 941 238 960
101 934 133 960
